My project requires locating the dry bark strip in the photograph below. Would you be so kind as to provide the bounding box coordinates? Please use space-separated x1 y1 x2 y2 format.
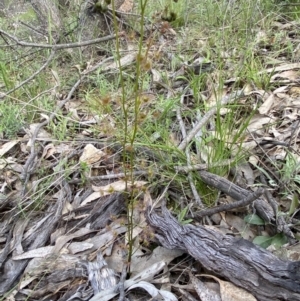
146 206 300 301
0 193 124 295
0 198 64 294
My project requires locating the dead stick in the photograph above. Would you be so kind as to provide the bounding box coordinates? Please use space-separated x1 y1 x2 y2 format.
192 188 264 219
178 90 244 151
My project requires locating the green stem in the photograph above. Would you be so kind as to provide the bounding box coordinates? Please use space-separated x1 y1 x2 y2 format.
111 0 148 272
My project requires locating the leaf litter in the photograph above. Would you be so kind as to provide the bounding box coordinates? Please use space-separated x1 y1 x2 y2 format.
1 2 300 301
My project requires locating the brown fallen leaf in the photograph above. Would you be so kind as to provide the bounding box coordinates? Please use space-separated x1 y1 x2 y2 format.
79 143 106 165
81 180 147 206
200 274 257 301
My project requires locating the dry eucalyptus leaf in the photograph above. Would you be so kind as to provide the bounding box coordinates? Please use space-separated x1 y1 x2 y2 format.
247 115 274 133
0 140 19 157
92 180 147 192
201 274 257 301
104 241 127 273
50 228 66 244
190 273 221 301
258 93 275 115
89 224 126 250
128 281 178 300
151 68 162 83
102 52 137 70
274 70 299 81
131 246 184 276
118 0 134 12
127 281 160 298
80 144 106 165
68 241 94 254
13 246 54 260
89 262 167 301
53 227 94 253
261 62 300 73
62 200 73 215
69 108 81 120
160 290 178 301
225 213 255 240
125 261 166 289
41 143 56 159
81 180 146 206
28 123 52 139
0 157 23 173
24 254 80 276
12 219 29 256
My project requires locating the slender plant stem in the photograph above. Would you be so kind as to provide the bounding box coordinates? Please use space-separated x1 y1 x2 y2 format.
111 0 149 270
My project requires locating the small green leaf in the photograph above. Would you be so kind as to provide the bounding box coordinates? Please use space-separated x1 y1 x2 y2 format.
253 236 272 249
271 233 288 249
288 194 299 216
244 214 265 225
178 206 189 223
253 233 288 249
181 219 193 225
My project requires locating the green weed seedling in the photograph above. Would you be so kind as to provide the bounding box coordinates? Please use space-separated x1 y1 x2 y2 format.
253 233 288 249
0 102 24 138
280 152 300 195
0 62 12 89
178 205 193 225
244 214 288 250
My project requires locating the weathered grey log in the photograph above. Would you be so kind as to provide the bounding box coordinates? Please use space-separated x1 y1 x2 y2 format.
146 206 300 301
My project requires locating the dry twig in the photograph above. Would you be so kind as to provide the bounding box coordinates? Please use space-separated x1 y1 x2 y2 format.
178 90 244 151
176 105 203 206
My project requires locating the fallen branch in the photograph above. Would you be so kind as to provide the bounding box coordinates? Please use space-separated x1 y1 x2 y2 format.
146 206 300 301
2 49 56 98
193 188 264 219
0 29 119 50
197 170 274 223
